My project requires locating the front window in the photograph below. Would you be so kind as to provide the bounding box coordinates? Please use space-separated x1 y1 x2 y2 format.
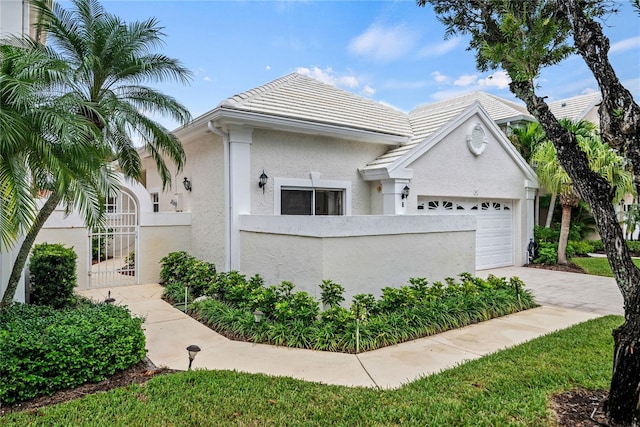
281 188 344 215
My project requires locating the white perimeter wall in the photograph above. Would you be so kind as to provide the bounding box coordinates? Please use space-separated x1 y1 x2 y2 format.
239 214 475 301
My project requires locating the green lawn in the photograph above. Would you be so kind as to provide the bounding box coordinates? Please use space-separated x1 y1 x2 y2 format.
2 316 621 427
571 257 640 277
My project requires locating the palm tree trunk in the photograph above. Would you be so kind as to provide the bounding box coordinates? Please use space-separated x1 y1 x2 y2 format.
0 192 61 309
557 204 572 265
544 193 557 228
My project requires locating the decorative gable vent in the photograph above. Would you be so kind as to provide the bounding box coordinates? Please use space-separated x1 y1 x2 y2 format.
467 123 488 156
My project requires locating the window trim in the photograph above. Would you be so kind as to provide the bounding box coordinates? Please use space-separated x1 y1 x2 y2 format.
274 176 352 215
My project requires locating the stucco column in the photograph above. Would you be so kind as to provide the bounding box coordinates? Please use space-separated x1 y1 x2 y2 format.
228 126 253 270
525 180 537 263
381 179 410 215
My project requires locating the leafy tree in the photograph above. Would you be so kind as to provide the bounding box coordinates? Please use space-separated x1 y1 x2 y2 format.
533 119 633 264
0 0 192 308
419 0 640 424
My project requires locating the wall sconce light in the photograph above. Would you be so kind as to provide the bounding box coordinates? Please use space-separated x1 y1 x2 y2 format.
186 344 201 370
258 170 268 193
401 185 410 199
183 177 192 192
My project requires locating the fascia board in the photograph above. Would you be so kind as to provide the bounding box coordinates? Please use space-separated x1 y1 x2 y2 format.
210 108 409 145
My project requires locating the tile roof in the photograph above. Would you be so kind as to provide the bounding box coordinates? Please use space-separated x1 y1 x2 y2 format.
219 73 412 137
548 92 602 121
362 92 533 172
216 75 535 174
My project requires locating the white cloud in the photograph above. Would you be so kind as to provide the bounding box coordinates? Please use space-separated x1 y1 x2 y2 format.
295 66 370 93
339 75 359 89
418 37 462 57
610 36 640 54
203 76 212 82
348 23 417 62
477 71 511 89
431 71 450 84
453 74 478 87
362 85 376 96
265 65 271 71
581 87 598 95
431 88 475 101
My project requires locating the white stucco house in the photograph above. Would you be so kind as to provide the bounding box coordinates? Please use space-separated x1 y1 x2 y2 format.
141 73 539 299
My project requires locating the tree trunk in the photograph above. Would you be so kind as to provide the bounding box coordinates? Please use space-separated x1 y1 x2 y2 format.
606 311 640 426
557 203 572 264
510 77 640 424
0 192 61 309
545 192 557 228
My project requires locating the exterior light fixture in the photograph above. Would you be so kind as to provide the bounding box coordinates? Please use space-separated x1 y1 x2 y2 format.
253 310 264 323
258 171 268 193
186 344 201 370
183 177 192 192
104 290 115 304
401 185 410 199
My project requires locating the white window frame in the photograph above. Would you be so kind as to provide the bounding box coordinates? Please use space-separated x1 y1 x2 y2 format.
274 175 352 215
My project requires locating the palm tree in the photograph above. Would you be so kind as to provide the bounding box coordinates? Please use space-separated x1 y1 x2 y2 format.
532 119 633 264
0 39 117 308
1 0 192 307
509 122 547 225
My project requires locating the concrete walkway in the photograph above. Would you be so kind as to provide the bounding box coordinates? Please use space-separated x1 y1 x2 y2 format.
78 267 621 389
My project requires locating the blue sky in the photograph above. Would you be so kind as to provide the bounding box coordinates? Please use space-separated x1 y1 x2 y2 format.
87 1 639 129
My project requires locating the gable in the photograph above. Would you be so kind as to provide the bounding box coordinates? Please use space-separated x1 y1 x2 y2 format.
361 102 538 187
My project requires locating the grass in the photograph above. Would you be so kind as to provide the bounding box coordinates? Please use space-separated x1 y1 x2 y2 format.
2 315 621 426
571 257 640 277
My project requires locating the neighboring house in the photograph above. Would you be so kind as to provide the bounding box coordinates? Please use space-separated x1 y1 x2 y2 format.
548 92 602 123
141 73 539 300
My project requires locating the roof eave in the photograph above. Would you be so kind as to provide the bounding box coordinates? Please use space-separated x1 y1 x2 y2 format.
210 108 410 145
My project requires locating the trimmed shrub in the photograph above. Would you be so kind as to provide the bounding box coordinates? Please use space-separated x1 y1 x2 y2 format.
534 242 558 264
0 301 146 404
159 251 196 285
568 240 595 256
29 243 78 309
190 272 536 353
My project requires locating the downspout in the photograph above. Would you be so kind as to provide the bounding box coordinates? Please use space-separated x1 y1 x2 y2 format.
208 121 231 271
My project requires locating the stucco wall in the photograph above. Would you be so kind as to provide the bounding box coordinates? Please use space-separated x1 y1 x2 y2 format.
249 129 389 215
406 114 527 204
137 225 191 284
36 227 90 289
239 214 475 301
142 131 226 268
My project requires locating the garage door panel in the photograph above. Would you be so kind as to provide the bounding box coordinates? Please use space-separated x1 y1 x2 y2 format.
423 198 513 270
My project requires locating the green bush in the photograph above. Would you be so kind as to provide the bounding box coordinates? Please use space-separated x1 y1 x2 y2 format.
568 240 595 256
159 251 196 285
534 242 557 264
319 280 345 308
186 260 216 298
29 243 78 309
190 273 536 353
590 240 604 252
626 241 640 255
0 301 146 404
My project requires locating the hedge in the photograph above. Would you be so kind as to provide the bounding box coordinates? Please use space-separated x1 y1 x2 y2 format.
0 301 146 404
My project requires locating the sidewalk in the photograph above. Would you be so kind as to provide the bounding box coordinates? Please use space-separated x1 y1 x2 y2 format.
78 268 611 389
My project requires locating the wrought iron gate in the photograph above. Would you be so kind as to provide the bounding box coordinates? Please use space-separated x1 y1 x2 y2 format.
88 190 138 287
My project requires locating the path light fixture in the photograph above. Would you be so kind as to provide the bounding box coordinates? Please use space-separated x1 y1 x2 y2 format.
258 171 268 193
186 344 201 370
253 310 264 323
401 185 410 199
104 290 115 304
183 177 192 192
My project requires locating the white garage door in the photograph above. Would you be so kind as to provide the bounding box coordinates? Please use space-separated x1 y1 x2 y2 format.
422 199 514 270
